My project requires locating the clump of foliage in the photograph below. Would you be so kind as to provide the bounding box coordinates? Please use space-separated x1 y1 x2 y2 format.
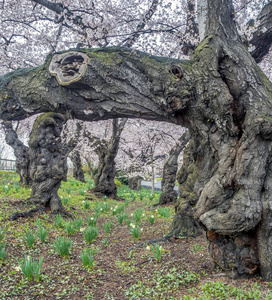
73 218 83 231
53 214 63 228
157 207 171 218
64 221 76 236
61 196 69 205
83 227 98 244
103 222 111 235
36 220 49 243
130 223 142 240
117 212 128 225
0 242 7 260
87 215 97 227
81 248 96 268
20 256 43 282
0 226 7 242
148 243 164 261
132 208 143 223
82 200 91 209
24 229 36 248
53 237 72 257
148 214 155 224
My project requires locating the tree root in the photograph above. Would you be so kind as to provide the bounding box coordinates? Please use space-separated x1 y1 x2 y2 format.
51 208 73 219
10 200 73 220
10 207 45 221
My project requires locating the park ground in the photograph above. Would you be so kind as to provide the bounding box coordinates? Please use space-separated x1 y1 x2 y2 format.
0 171 272 299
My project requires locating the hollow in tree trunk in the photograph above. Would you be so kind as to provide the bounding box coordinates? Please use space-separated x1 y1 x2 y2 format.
28 113 68 213
2 121 31 185
70 150 85 182
159 131 190 205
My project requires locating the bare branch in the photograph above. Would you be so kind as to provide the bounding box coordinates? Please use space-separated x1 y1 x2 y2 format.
121 0 159 48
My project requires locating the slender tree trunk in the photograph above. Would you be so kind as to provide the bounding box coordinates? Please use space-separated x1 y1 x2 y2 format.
2 121 31 185
93 118 127 199
151 153 155 194
70 150 85 182
85 158 95 179
159 131 190 205
28 113 68 213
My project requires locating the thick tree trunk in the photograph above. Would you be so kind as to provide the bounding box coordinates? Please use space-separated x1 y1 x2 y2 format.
185 0 272 280
128 176 142 191
28 113 68 213
70 150 85 182
93 118 127 199
1 0 272 278
2 121 31 185
159 131 190 205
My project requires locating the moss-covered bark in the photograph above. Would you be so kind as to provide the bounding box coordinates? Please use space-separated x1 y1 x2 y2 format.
128 176 143 191
93 119 127 199
70 150 85 182
159 131 190 205
0 47 192 124
28 112 68 213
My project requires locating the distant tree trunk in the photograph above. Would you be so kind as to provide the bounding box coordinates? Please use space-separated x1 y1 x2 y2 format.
169 139 202 237
151 153 155 194
93 118 127 199
84 158 95 179
70 150 85 182
128 176 142 191
28 113 68 213
159 131 190 205
2 121 31 185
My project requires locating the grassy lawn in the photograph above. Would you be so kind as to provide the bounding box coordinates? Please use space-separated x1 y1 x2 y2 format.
0 171 272 299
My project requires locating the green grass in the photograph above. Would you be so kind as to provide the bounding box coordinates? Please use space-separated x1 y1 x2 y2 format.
1 171 271 299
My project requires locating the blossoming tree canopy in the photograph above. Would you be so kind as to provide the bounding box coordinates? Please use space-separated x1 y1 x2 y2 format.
1 0 272 281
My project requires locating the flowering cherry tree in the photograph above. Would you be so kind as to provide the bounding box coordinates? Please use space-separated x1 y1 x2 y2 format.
1 0 272 280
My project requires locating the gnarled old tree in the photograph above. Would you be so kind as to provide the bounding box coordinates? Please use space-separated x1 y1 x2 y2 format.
1 0 272 280
62 121 85 182
27 113 69 213
87 118 127 199
69 150 85 182
1 121 32 185
158 131 190 205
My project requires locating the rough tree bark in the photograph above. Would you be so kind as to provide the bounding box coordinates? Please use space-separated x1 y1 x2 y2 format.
128 175 143 191
28 112 68 213
187 0 272 280
69 150 85 182
159 131 190 205
249 1 272 63
2 121 31 185
1 0 272 279
93 118 127 199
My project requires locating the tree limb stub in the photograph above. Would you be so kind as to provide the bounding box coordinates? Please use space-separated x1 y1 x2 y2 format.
49 52 89 85
0 48 193 125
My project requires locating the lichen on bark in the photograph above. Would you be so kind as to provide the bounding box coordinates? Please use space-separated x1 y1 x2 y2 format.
28 112 68 213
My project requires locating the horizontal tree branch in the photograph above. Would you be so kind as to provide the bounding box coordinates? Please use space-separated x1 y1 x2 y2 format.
0 47 193 125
